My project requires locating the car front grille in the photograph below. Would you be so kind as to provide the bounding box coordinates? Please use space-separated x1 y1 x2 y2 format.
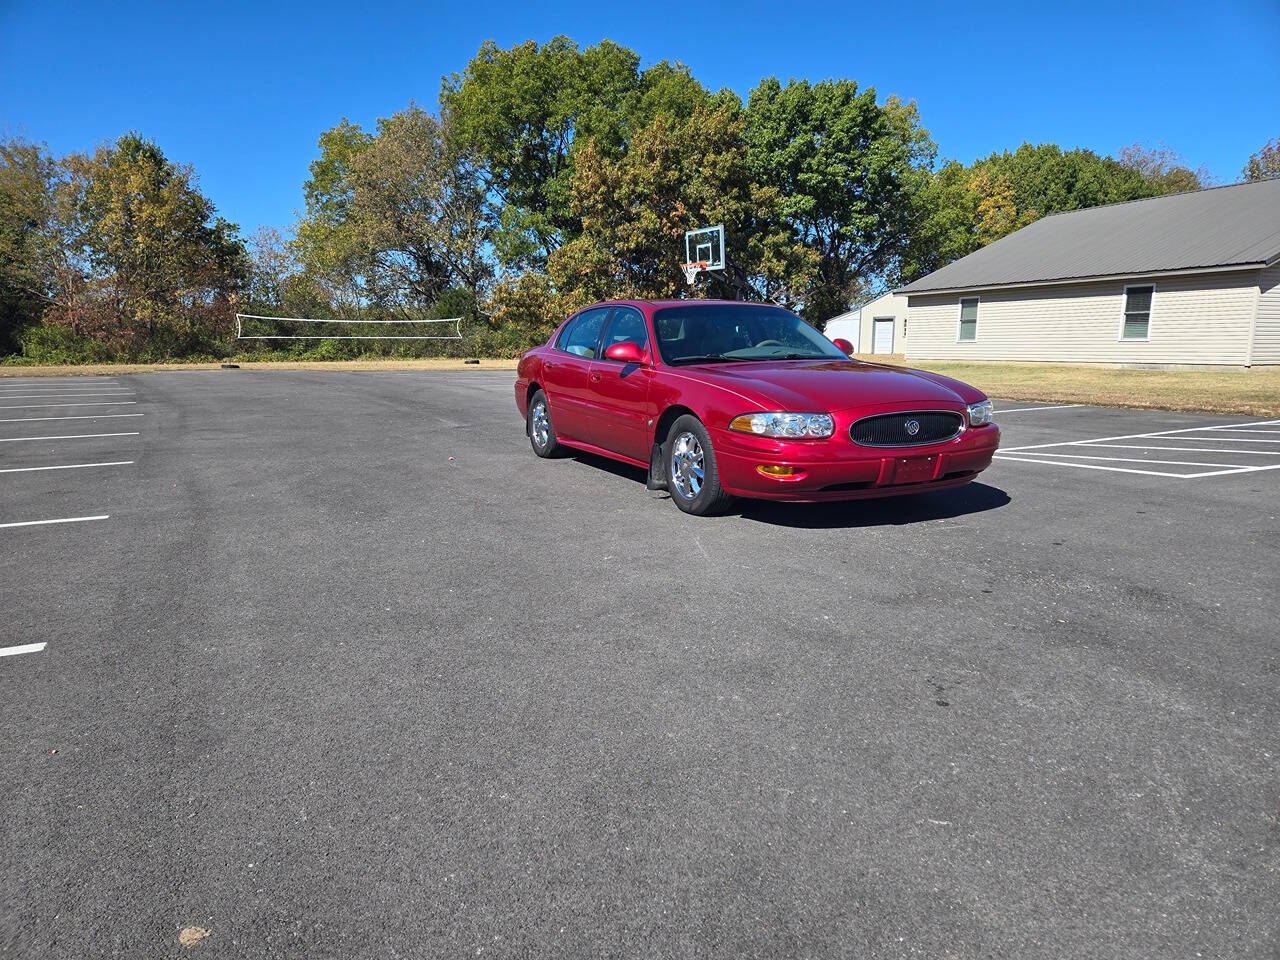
850 411 964 447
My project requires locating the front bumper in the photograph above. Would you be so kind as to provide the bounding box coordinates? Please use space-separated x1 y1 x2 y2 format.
713 421 1000 502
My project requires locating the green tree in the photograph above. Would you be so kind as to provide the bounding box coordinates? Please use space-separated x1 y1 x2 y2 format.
551 101 815 306
0 138 62 351
58 134 246 356
294 120 376 317
1242 138 1280 181
245 225 302 312
347 105 492 313
744 78 935 322
441 37 651 268
1115 141 1206 193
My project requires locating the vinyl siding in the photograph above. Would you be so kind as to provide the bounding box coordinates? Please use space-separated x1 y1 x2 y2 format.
904 271 1261 366
1253 261 1280 364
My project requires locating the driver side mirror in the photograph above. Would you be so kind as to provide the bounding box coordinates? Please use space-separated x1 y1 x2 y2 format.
603 341 648 364
831 337 854 356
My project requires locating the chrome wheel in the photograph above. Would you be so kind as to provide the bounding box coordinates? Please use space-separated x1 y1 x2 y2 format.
669 431 704 500
530 400 551 447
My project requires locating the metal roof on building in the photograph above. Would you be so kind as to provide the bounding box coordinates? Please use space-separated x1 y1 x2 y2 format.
898 178 1280 295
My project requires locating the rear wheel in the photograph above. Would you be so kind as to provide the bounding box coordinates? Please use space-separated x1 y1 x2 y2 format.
527 390 562 458
666 415 733 516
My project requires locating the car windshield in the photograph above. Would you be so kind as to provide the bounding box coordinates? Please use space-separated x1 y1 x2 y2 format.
652 303 847 365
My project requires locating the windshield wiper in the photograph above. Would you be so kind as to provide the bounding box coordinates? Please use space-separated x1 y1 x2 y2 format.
669 354 738 365
750 352 829 361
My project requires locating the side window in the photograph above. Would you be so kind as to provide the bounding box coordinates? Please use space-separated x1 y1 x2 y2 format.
556 308 609 358
958 297 979 341
1121 285 1153 340
600 307 649 357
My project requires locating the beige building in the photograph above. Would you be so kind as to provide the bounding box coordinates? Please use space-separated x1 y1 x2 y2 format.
823 291 908 355
897 178 1280 368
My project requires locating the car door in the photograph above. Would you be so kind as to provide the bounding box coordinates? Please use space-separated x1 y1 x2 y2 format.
585 306 654 461
541 307 610 442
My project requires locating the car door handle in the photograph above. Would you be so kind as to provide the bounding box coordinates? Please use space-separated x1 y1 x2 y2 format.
589 372 602 382
544 362 555 372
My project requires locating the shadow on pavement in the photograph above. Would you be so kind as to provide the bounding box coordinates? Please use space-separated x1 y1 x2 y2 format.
738 482 1010 528
565 450 1010 529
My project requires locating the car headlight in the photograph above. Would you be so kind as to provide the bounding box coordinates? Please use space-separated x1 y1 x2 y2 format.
966 399 994 426
729 412 835 438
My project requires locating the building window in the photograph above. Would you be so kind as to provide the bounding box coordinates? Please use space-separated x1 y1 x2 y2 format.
958 297 979 341
1121 285 1153 340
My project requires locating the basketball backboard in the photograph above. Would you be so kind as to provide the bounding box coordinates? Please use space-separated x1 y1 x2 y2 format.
682 224 725 284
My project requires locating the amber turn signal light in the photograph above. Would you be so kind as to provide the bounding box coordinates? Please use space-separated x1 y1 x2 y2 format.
756 464 801 478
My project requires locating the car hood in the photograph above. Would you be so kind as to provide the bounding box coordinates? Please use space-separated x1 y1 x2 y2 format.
685 359 982 412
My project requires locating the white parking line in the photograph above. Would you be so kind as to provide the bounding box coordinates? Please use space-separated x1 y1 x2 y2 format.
993 456 1193 478
0 642 47 658
0 514 109 529
0 401 137 409
0 413 143 423
1200 428 1280 435
996 404 1082 413
1180 464 1280 478
1083 443 1280 455
0 378 118 384
996 418 1280 479
0 460 134 474
0 391 135 398
1131 436 1280 443
1001 419 1280 452
999 451 1249 468
0 432 139 443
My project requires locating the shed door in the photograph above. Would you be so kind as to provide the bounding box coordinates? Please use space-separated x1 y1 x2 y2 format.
872 318 895 354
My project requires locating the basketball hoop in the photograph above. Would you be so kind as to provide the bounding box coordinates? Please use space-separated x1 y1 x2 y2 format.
681 261 707 285
681 225 725 287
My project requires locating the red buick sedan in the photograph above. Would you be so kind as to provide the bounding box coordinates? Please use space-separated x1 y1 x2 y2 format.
514 300 1000 515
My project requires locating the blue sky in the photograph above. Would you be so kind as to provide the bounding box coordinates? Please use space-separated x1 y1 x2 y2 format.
3 0 1277 236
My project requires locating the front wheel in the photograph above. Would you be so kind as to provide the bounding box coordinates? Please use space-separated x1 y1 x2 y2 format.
666 415 734 516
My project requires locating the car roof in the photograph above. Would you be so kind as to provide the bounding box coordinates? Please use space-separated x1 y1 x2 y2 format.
586 298 780 309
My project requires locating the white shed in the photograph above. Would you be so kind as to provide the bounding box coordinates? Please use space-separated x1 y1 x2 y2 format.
823 291 908 355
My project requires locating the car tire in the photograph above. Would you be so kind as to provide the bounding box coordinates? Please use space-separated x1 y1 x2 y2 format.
665 415 734 516
527 389 563 458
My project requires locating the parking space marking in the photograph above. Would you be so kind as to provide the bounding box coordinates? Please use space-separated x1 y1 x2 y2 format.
1201 428 1280 435
0 515 109 529
1000 451 1251 468
996 404 1082 413
1084 443 1280 455
992 456 1193 477
0 378 118 384
1177 464 1280 478
0 432 139 443
0 460 134 474
0 642 47 658
1146 436 1280 443
0 391 135 399
1000 420 1280 452
0 401 137 410
0 413 143 423
996 418 1280 479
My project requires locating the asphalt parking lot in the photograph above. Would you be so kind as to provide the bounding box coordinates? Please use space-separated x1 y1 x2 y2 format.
2 370 1277 959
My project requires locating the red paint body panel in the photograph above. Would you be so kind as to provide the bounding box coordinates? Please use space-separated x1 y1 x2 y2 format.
515 300 1000 503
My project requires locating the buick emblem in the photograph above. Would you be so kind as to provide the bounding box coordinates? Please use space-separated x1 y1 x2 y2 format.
905 419 920 436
